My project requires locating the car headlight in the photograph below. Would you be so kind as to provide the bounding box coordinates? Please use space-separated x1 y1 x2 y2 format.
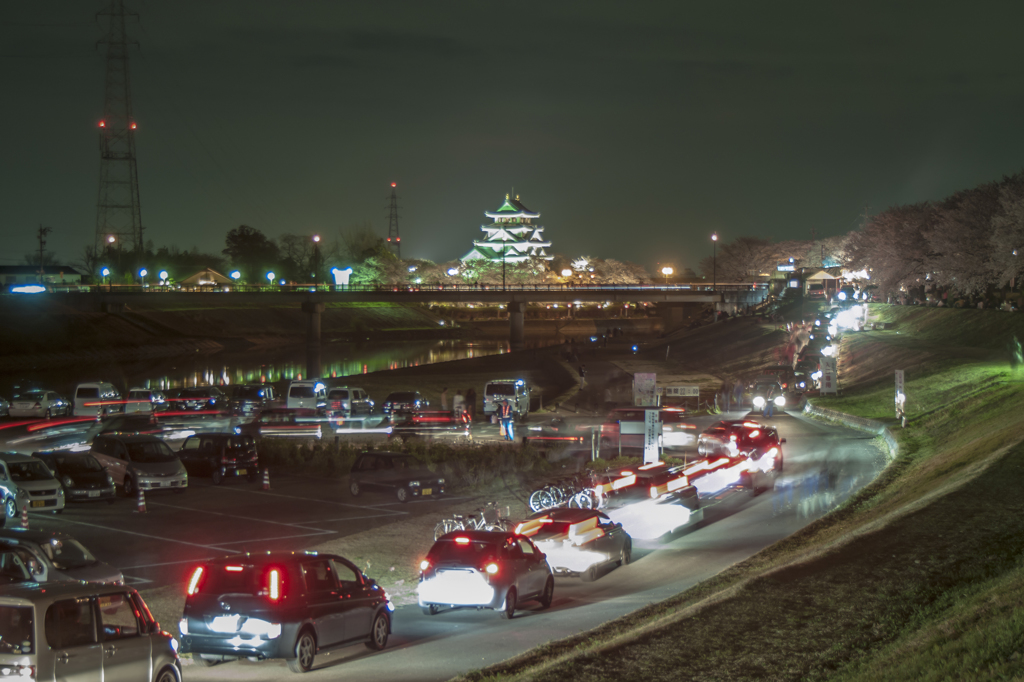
837 291 847 301
437 478 445 485
774 396 786 407
408 480 420 487
106 474 114 485
62 476 75 487
752 396 765 408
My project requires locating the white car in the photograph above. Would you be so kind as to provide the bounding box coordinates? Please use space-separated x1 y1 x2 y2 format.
8 390 70 419
125 387 166 414
0 453 64 514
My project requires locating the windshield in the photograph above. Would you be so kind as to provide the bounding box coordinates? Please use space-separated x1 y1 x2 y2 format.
126 441 177 463
427 539 500 564
40 538 97 570
486 384 515 396
233 386 265 399
290 386 316 398
17 391 45 401
0 605 33 654
7 460 54 482
56 455 104 474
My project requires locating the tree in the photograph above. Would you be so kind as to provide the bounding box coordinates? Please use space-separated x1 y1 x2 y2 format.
988 173 1024 289
926 181 1002 296
845 203 935 297
698 236 776 281
223 225 279 282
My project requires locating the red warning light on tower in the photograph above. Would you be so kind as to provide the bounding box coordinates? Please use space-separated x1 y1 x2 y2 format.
99 121 106 128
391 182 397 188
130 122 137 130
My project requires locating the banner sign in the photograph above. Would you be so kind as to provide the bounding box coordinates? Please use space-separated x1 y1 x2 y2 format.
644 409 660 464
820 357 838 394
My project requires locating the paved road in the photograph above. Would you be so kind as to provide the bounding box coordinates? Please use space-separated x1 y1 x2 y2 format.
0 409 881 681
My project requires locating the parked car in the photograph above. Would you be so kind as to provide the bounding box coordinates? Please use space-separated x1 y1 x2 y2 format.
0 460 29 523
482 379 530 421
325 386 372 416
32 452 118 504
0 549 35 585
381 391 428 417
348 452 445 503
236 408 323 440
88 434 188 497
169 386 229 412
0 528 124 584
515 508 632 582
72 381 123 417
8 390 70 419
180 551 393 673
178 433 259 484
0 453 64 514
286 380 327 411
228 384 278 417
124 387 167 413
0 582 180 681
417 530 553 618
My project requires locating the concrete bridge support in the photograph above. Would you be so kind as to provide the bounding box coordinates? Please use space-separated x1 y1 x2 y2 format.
508 301 525 350
657 301 705 333
302 301 325 379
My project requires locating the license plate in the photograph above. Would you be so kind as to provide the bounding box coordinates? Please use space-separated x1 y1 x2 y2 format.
421 488 432 496
236 469 247 476
30 501 45 508
88 491 100 498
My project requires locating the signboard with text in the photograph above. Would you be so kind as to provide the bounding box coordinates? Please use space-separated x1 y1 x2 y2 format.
644 409 660 464
633 373 658 406
820 357 838 394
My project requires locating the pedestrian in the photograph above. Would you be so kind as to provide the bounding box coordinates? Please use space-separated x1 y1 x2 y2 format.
498 399 514 441
440 387 448 410
579 364 587 389
465 386 477 419
452 390 465 417
763 384 776 418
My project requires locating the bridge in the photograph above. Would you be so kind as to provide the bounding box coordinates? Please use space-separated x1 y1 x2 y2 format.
22 282 770 376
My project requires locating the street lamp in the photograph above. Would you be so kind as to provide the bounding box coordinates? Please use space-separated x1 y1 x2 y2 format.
711 233 718 291
266 271 276 287
661 266 673 284
107 234 121 274
138 268 148 286
101 267 110 287
158 270 168 286
312 235 320 290
230 270 241 283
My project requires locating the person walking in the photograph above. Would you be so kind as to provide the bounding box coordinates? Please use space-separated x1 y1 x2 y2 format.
733 379 744 409
452 390 465 417
763 384 777 418
498 399 514 441
579 364 587 389
440 387 448 410
465 386 477 419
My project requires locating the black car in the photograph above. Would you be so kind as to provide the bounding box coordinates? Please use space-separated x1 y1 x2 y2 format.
178 433 259 484
32 452 117 504
229 384 278 417
169 386 228 412
381 391 428 417
348 452 445 503
180 551 393 673
388 410 472 443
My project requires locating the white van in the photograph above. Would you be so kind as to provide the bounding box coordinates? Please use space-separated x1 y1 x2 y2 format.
72 382 122 417
125 388 166 414
286 380 327 411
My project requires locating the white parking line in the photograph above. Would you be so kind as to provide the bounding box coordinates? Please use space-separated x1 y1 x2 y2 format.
208 486 409 514
54 518 225 550
148 501 341 531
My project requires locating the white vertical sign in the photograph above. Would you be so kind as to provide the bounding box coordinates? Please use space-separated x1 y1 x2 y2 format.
895 369 905 418
820 357 838 394
644 409 660 464
633 373 658 406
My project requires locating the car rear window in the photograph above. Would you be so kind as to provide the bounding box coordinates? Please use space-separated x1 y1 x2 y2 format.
0 605 33 653
233 386 265 399
290 386 316 398
486 384 515 396
328 389 349 399
126 441 177 463
428 538 500 564
198 565 262 595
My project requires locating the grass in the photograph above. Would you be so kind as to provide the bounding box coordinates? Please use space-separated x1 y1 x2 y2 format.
450 304 1024 682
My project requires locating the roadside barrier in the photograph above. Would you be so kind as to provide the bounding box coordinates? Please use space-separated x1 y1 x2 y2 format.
20 508 28 529
262 468 270 491
135 487 147 514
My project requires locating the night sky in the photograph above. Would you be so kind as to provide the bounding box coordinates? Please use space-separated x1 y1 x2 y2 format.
3 1 1023 273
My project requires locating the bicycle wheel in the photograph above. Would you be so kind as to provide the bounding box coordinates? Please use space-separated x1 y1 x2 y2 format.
575 490 596 509
434 519 460 541
529 489 552 512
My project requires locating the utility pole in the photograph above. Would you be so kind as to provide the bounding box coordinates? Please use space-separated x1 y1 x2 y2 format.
94 0 144 255
37 225 52 283
386 182 401 258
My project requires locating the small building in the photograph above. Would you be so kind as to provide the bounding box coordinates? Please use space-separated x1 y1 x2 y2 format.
0 265 82 286
179 268 233 286
803 267 842 297
462 194 554 262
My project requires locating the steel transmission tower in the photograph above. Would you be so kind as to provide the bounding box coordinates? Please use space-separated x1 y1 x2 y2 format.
386 182 401 258
94 0 143 256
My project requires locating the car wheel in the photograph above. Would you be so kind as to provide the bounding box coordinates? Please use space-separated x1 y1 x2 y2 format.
696 442 705 456
155 666 179 682
618 539 632 567
420 604 439 616
581 564 598 583
123 476 135 498
364 611 389 651
349 481 360 497
211 468 224 485
395 486 409 503
4 497 15 519
500 588 517 620
538 577 554 610
287 629 316 673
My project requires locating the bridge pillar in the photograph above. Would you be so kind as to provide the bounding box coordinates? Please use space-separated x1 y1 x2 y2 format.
302 301 325 378
657 302 702 332
508 301 525 351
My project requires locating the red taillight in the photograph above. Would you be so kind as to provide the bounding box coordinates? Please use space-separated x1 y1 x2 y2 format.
187 567 204 595
484 563 499 575
268 568 281 601
225 565 243 572
454 537 470 545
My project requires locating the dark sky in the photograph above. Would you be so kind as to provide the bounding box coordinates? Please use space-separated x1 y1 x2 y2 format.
3 1 1023 273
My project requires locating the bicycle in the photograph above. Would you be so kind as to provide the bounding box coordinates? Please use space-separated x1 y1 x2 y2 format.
433 502 513 540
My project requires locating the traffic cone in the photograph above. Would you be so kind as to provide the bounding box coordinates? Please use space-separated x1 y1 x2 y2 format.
19 507 28 529
262 468 270 491
134 487 147 514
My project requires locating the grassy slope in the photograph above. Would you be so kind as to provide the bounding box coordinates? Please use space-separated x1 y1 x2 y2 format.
455 305 1024 682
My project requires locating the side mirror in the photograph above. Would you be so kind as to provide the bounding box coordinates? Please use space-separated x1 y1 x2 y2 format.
780 438 787 443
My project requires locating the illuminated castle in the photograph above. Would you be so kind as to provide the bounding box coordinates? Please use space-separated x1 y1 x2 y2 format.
461 194 553 262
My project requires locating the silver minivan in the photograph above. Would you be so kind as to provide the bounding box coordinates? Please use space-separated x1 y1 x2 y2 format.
72 382 123 417
0 582 181 682
286 380 327 411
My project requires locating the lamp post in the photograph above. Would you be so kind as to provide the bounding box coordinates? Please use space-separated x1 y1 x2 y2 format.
266 271 276 288
711 233 718 291
138 268 148 287
107 234 121 276
101 267 110 288
661 266 673 284
312 235 320 290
